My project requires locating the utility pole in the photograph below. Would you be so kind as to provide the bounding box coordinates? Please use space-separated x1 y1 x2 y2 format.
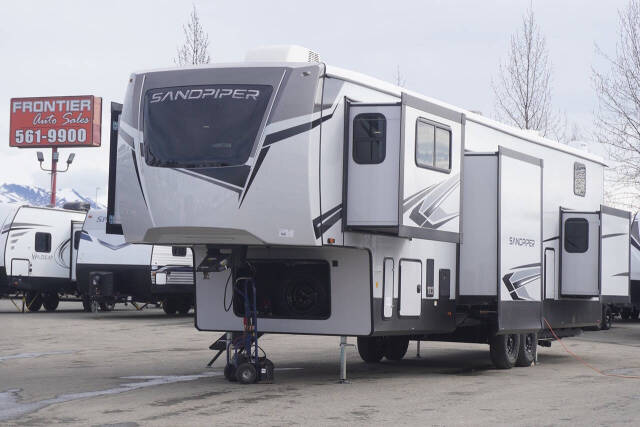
37 150 75 207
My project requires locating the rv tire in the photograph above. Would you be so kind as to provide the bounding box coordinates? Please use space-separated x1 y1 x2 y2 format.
99 302 115 312
601 307 612 330
42 293 59 312
162 298 177 315
26 292 42 312
515 333 537 367
82 296 92 312
489 333 520 369
357 337 385 363
177 297 192 315
384 336 410 361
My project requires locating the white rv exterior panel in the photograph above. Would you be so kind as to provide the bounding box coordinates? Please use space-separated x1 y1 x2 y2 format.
0 204 19 269
195 246 372 335
459 155 498 296
346 105 400 226
499 152 542 303
4 207 86 281
382 257 394 318
600 207 631 299
560 211 600 297
399 259 421 316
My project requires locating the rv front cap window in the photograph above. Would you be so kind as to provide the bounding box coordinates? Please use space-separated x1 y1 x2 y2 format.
144 84 273 168
172 246 187 257
35 232 52 253
353 113 386 164
564 218 589 253
416 118 451 172
574 162 586 197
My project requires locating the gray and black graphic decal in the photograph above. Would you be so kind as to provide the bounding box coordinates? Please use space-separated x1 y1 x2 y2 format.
312 204 343 239
403 174 460 229
502 263 541 301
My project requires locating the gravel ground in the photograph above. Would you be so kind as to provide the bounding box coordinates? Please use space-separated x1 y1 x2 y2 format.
1 300 639 426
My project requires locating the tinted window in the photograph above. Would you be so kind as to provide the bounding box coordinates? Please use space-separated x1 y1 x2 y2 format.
416 119 451 172
172 246 187 257
416 120 435 168
74 231 82 250
564 218 589 253
435 127 451 170
353 113 386 164
35 232 51 253
574 163 586 197
144 84 273 168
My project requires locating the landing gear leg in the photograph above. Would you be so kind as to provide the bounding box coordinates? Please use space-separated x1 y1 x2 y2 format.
338 336 353 384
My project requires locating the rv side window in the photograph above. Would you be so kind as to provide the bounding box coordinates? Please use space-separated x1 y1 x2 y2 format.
564 218 589 253
416 118 451 172
172 246 187 257
353 113 386 164
35 232 52 253
74 231 82 250
574 163 586 197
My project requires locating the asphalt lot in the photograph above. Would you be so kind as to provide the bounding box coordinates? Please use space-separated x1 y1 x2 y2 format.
1 300 639 426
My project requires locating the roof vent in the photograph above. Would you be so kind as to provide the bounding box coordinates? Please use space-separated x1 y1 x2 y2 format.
245 45 321 63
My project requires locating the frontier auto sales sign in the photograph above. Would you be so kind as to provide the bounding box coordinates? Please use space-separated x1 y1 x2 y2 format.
9 95 102 148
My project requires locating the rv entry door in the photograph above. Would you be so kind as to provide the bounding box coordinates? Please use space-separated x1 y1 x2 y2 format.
70 221 84 281
560 210 599 297
346 103 401 229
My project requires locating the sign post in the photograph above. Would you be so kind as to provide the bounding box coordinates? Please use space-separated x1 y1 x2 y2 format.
9 95 102 206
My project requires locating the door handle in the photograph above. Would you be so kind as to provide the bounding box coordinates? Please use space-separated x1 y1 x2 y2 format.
416 285 421 294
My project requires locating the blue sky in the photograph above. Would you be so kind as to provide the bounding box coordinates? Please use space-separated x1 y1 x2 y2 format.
0 0 626 199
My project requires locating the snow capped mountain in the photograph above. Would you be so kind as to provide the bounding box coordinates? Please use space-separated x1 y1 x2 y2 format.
0 183 105 209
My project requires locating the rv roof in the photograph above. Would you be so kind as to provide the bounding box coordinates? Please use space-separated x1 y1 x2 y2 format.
131 60 606 167
325 65 607 166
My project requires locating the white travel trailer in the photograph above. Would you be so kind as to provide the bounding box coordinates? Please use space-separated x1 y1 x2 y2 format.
109 46 630 371
1 204 86 311
0 203 20 296
76 209 194 313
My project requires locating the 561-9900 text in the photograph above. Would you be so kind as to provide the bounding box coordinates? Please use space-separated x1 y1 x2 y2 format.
14 128 87 144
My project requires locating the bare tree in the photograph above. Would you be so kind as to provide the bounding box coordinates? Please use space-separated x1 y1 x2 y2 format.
492 7 556 136
593 0 640 209
174 5 211 66
394 65 406 87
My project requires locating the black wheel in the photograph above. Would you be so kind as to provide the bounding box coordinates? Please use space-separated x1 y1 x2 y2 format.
177 297 192 315
42 293 59 312
235 362 257 384
280 274 329 318
99 301 115 312
26 292 42 312
515 333 537 367
82 296 93 312
384 336 410 361
163 298 177 315
601 307 612 330
224 363 237 382
621 309 630 321
357 336 385 363
489 333 520 369
259 358 275 383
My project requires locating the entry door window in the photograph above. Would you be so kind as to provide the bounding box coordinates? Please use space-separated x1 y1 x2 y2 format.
353 113 386 164
564 218 589 253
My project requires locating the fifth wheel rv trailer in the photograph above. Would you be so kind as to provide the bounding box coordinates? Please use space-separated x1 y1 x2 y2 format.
76 209 195 313
2 205 86 311
109 45 630 373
